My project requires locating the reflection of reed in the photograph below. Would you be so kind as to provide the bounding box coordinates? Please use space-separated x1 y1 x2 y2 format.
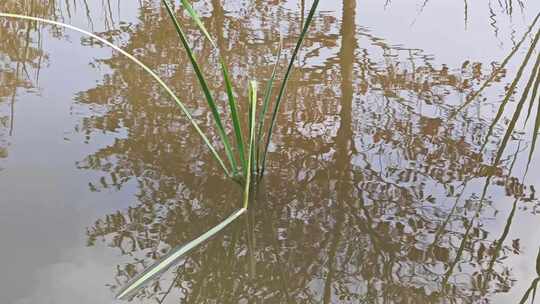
452 12 540 118
416 0 528 30
519 248 540 304
442 20 540 288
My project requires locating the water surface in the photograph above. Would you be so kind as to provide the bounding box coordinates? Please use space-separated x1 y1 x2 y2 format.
2 1 540 303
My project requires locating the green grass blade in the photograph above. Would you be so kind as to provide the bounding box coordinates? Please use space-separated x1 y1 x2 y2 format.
116 207 247 300
451 12 540 118
249 81 258 171
175 0 247 177
0 12 231 177
249 82 257 172
161 0 238 174
243 81 257 209
256 36 283 175
220 59 247 178
179 0 216 47
260 0 320 176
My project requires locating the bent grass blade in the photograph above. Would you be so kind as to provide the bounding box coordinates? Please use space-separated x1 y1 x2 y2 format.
116 207 247 300
117 82 259 299
0 12 232 177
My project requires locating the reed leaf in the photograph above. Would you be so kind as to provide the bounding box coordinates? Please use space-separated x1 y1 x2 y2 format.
116 207 247 300
176 0 248 177
161 0 238 174
221 59 247 178
249 81 257 171
244 81 257 209
179 0 216 47
260 0 319 176
0 12 231 177
256 37 283 175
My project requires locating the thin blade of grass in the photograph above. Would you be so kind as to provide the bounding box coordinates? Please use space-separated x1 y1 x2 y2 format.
256 36 283 175
243 81 257 209
162 0 238 174
260 0 320 176
179 0 216 47
249 81 258 171
116 207 247 300
177 0 247 178
451 12 540 118
0 12 231 177
221 59 247 179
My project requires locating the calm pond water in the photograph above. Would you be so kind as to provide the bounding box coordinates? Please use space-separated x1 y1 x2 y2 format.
2 1 540 303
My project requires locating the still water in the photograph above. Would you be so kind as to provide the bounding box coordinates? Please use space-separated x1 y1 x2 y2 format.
2 1 540 303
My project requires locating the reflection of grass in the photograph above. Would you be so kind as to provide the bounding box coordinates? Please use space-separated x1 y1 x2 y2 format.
1 0 319 299
441 13 540 295
519 248 540 304
451 12 540 118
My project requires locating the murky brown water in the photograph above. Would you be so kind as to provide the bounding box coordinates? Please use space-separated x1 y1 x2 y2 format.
2 1 540 303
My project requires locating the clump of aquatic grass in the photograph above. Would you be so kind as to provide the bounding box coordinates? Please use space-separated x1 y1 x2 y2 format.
116 1 317 298
0 0 319 299
160 0 319 185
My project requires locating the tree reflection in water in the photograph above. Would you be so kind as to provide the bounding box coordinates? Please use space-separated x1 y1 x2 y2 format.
1 0 540 303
